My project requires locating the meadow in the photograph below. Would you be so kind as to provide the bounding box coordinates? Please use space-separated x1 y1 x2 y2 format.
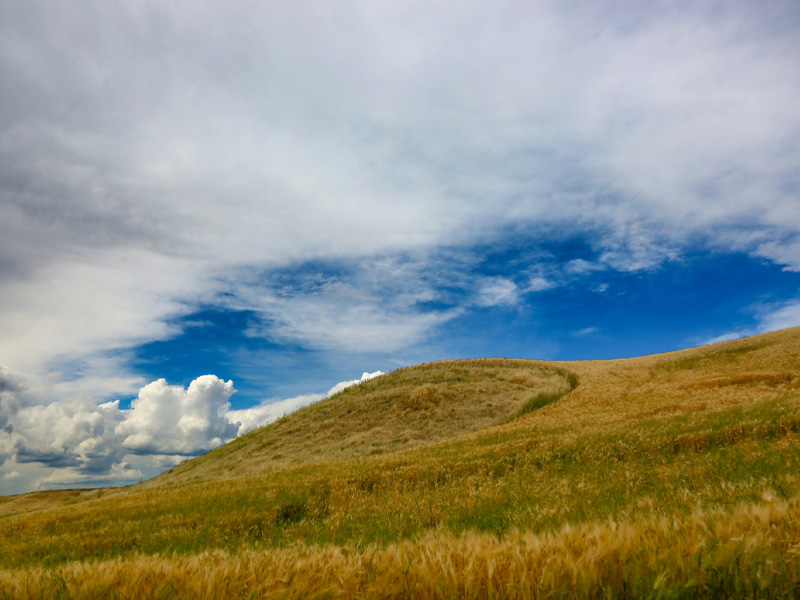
1 328 799 598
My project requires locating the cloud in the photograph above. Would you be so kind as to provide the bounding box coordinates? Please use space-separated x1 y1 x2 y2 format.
0 368 23 431
325 370 384 397
226 264 463 353
565 259 604 275
572 327 600 338
0 367 386 492
475 278 520 307
526 277 556 293
756 300 800 333
36 462 143 490
228 393 325 437
701 331 748 346
700 298 800 346
0 367 25 467
116 376 238 456
0 0 797 385
12 397 125 474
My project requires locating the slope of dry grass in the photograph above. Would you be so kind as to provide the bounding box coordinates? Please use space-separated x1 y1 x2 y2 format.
151 359 575 488
1 327 800 597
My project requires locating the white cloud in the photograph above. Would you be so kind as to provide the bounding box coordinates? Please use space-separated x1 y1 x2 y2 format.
526 277 556 292
565 259 603 275
756 300 800 333
572 327 600 338
227 273 462 353
325 370 384 397
116 376 238 456
228 393 325 437
475 278 520 307
0 249 206 381
37 461 143 489
701 331 749 346
0 368 386 493
12 397 125 473
700 298 800 346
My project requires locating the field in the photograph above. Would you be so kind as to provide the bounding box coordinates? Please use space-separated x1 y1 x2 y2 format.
1 328 800 598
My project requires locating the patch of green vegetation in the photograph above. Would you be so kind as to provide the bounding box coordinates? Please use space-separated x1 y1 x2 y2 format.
516 391 565 416
513 367 577 418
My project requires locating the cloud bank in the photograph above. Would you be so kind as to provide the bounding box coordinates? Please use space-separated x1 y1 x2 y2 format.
0 369 383 493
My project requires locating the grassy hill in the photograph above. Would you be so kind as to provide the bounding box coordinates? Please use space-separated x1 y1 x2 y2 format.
2 329 800 598
151 359 576 487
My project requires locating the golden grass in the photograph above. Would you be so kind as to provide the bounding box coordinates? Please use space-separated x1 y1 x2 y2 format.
2 327 800 597
0 488 120 519
2 492 799 598
153 359 574 487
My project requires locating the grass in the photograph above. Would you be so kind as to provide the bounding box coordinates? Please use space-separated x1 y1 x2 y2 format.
1 327 800 597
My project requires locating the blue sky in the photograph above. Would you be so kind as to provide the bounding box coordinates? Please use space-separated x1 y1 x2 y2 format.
130 249 800 412
1 0 799 493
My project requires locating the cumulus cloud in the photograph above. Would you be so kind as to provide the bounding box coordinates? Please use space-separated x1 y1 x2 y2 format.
228 393 325 437
0 368 385 493
0 367 23 432
12 398 125 473
0 367 25 467
116 376 238 456
37 462 143 489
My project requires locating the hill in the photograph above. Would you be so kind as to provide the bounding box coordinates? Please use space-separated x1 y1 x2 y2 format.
1 328 800 598
151 359 576 487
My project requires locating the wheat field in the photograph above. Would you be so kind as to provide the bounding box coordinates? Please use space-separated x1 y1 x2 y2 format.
1 328 800 598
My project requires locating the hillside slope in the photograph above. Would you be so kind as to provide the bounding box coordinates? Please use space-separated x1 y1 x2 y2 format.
152 359 575 487
2 328 800 598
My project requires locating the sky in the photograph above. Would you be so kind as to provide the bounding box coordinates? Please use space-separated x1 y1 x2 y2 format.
1 0 799 495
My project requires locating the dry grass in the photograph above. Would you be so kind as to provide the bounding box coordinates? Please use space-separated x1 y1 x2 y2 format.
2 327 800 597
0 488 120 519
2 492 799 598
153 359 574 487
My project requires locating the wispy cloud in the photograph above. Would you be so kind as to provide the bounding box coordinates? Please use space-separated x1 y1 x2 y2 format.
701 299 800 346
572 327 600 338
475 278 520 307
